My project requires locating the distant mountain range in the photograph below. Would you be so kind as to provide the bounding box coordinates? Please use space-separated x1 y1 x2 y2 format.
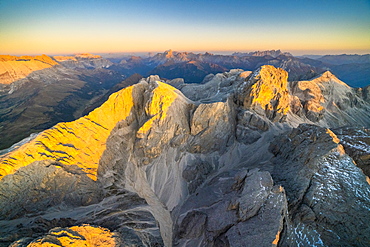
108 50 370 87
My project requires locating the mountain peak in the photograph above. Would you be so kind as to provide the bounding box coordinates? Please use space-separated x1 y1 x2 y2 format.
239 65 290 122
0 78 191 180
164 49 174 58
316 70 350 88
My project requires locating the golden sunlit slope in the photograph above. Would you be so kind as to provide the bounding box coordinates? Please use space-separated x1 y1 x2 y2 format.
137 82 180 137
0 54 58 84
241 65 290 121
0 80 182 180
0 84 136 180
26 224 118 247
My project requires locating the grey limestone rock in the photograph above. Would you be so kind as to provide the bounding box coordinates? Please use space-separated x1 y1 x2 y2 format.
269 124 370 246
173 169 287 247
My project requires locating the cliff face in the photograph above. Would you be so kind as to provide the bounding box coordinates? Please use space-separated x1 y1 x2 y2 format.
1 66 370 247
239 65 291 122
0 55 58 84
0 82 137 180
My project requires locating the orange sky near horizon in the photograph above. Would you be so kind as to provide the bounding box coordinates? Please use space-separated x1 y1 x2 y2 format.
0 0 369 56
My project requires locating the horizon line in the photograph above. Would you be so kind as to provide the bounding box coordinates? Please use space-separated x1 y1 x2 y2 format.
2 49 370 57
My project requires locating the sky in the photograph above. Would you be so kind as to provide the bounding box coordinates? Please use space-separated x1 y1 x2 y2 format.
0 0 369 56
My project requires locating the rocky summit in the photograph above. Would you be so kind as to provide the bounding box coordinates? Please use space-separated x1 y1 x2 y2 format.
0 65 369 246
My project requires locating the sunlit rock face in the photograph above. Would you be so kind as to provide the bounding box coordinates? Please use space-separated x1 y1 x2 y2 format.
11 225 119 247
238 65 291 122
0 83 136 180
0 55 58 84
1 65 370 247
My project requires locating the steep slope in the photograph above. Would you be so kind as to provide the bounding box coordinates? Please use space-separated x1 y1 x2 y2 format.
333 127 370 177
0 54 126 150
0 55 58 85
289 71 370 126
0 82 139 180
1 66 370 247
269 124 370 246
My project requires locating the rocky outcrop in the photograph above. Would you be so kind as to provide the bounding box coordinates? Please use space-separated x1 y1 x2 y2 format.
333 127 370 177
269 124 370 246
11 225 119 247
174 169 287 247
238 65 291 122
175 69 251 103
0 55 58 84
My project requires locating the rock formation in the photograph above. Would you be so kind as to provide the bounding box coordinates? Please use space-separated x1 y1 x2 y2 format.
0 55 58 85
0 65 369 247
238 65 290 122
11 225 119 247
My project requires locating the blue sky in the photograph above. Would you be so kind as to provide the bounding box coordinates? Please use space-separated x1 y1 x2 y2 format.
0 0 369 55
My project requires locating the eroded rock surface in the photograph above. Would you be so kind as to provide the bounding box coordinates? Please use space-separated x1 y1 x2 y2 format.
333 127 370 177
173 169 287 247
269 124 370 246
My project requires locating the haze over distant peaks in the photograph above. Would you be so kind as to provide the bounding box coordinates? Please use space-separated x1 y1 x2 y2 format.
54 53 102 62
232 49 293 58
318 54 370 65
